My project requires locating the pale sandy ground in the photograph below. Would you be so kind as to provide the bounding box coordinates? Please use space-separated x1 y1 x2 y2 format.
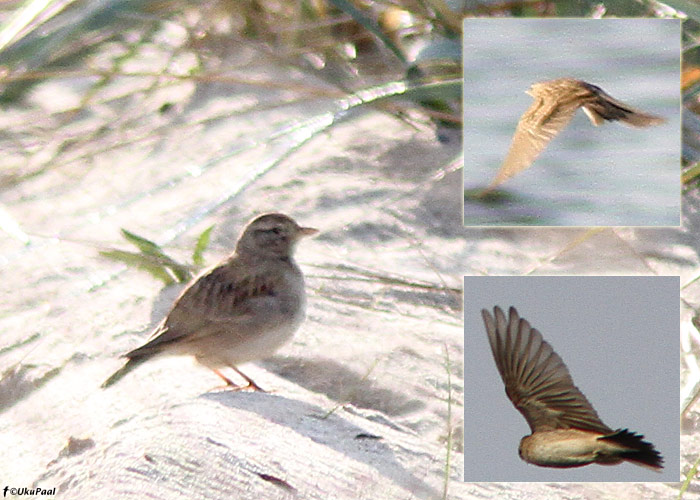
0 40 697 499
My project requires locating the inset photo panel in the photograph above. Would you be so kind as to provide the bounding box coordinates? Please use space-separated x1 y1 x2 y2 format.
463 18 680 227
462 276 679 482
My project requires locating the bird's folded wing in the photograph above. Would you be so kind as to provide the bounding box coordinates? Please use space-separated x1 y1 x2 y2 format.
482 306 612 434
126 265 281 356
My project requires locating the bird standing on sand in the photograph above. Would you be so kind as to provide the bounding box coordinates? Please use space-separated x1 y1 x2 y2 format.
481 305 663 470
487 78 666 189
102 213 317 391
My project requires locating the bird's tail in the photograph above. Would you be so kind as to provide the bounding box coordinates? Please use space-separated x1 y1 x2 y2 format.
581 85 666 127
100 356 148 388
600 428 664 470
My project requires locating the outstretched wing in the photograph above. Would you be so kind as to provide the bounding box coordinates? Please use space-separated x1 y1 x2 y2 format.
488 97 579 188
481 306 612 434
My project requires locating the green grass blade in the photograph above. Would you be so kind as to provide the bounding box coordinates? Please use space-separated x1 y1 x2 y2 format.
192 225 214 268
99 249 176 285
119 228 192 281
679 454 700 498
120 228 165 256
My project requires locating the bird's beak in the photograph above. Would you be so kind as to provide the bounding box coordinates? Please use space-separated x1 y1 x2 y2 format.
299 227 319 237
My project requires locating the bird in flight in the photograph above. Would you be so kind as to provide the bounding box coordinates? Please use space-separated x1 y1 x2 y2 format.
485 78 666 190
481 305 663 470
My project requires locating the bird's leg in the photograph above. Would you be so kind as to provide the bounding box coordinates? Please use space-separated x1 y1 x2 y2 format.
210 367 266 392
231 366 266 392
212 368 241 389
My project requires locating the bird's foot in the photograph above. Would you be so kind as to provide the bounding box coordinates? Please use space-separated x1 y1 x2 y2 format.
212 368 267 392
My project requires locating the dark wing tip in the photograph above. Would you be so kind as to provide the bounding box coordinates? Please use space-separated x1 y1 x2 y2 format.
507 305 518 319
481 305 512 340
481 306 505 330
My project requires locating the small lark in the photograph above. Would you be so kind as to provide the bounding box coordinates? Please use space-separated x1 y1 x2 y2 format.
487 78 665 189
102 213 317 391
481 306 663 470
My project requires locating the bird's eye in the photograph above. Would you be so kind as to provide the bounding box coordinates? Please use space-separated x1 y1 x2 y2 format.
268 227 281 235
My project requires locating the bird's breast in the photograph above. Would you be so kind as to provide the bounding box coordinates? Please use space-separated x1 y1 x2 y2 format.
222 269 307 363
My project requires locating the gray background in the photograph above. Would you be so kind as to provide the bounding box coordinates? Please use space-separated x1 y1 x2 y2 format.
463 276 679 481
463 18 680 226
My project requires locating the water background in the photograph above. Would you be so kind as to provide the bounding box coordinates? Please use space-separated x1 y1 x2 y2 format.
463 18 681 226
